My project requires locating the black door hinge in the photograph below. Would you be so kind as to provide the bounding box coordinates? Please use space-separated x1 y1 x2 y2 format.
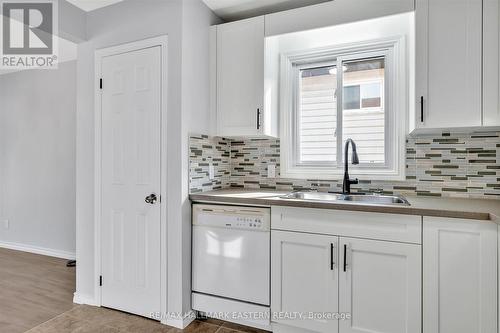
99 275 102 286
99 78 103 90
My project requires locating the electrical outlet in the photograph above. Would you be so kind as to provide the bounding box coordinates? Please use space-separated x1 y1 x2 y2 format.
208 163 215 180
268 164 276 178
3 220 9 230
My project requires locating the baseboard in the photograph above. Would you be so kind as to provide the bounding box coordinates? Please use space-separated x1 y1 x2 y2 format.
0 240 76 260
73 292 194 329
164 310 196 329
73 292 99 306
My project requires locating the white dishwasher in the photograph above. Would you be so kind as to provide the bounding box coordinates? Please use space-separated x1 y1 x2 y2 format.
192 204 271 330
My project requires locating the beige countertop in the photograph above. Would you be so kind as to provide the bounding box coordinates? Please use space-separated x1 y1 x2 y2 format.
189 189 500 222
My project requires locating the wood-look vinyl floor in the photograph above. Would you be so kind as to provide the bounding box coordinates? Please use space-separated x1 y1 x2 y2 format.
0 248 269 333
28 305 270 333
0 247 76 333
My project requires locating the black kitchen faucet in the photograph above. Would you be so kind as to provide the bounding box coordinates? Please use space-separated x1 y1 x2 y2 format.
342 138 359 194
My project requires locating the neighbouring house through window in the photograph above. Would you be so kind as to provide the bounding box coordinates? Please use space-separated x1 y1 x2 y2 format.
280 37 407 180
298 57 385 164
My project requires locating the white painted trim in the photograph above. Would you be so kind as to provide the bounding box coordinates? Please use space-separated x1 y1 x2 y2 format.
73 292 99 306
165 310 196 329
94 35 168 319
209 26 218 136
0 241 75 260
279 36 408 181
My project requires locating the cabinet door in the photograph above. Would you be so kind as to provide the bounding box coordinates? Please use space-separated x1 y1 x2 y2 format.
415 0 482 129
217 16 264 137
339 237 421 333
271 230 339 333
423 217 497 333
483 0 500 126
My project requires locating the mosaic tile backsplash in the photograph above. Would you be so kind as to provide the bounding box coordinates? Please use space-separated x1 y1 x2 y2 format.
189 132 500 199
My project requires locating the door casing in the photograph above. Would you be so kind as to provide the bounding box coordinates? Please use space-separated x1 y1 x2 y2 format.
93 35 168 323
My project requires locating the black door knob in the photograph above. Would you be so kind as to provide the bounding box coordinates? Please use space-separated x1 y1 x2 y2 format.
145 193 158 204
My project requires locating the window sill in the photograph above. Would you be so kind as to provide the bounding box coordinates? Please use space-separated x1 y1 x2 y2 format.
281 167 406 181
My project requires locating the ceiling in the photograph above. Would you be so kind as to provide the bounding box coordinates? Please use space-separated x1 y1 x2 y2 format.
66 0 123 12
67 0 331 19
202 0 332 21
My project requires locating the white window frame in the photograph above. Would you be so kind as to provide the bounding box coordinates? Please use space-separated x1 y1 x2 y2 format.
280 36 407 181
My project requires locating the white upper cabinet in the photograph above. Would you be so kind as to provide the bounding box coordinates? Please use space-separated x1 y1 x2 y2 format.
215 16 274 137
423 217 497 333
339 237 421 333
483 0 500 126
415 0 483 130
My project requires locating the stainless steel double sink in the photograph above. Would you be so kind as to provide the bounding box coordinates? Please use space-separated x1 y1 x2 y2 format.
280 191 411 206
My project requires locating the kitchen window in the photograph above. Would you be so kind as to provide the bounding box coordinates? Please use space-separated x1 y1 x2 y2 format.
280 38 407 180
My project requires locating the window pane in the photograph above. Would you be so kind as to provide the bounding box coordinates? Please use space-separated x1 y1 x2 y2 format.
298 65 337 163
344 85 360 110
342 58 385 164
361 82 382 108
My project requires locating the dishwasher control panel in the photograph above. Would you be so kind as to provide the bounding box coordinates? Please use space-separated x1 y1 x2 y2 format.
193 204 270 231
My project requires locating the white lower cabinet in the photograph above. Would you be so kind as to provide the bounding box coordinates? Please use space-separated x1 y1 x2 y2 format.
271 229 421 333
271 208 499 333
423 217 498 333
339 237 421 333
271 230 339 333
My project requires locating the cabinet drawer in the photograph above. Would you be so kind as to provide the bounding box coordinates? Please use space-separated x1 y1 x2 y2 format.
271 206 421 244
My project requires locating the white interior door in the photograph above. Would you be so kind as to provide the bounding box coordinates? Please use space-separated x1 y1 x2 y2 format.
100 46 161 318
339 237 421 333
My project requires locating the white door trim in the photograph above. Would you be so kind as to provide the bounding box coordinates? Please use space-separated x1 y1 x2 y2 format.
94 35 168 322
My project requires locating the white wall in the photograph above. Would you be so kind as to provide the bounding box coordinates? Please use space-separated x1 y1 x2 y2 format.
0 61 77 258
178 0 222 319
0 36 78 75
75 0 220 320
